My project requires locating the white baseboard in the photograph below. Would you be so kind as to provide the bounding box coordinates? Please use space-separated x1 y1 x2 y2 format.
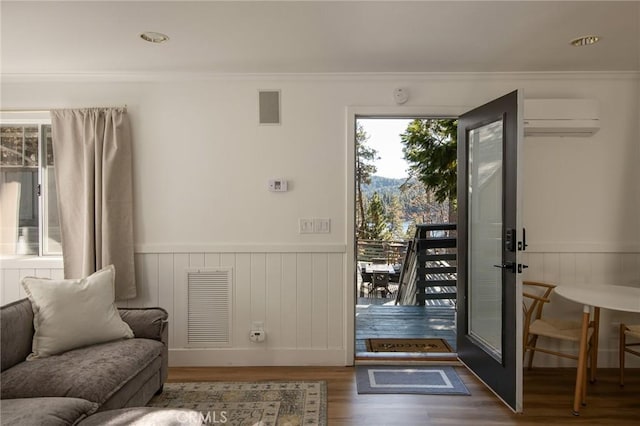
169 348 348 367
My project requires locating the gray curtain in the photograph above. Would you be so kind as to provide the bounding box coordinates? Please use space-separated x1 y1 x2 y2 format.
51 108 136 300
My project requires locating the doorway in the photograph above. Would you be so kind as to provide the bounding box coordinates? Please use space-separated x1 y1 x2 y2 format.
347 92 524 412
354 116 458 361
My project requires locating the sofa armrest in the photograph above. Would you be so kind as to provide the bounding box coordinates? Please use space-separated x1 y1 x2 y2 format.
118 308 168 343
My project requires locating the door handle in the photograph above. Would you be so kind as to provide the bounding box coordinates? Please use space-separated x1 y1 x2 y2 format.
493 262 516 273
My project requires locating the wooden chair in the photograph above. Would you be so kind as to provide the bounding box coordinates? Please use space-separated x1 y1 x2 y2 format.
619 324 640 386
523 281 596 380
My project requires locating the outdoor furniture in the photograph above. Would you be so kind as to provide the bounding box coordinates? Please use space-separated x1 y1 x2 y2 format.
370 272 390 298
360 270 373 297
619 323 640 386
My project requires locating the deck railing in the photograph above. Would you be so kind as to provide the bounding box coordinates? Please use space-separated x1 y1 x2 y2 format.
357 239 408 265
395 223 457 306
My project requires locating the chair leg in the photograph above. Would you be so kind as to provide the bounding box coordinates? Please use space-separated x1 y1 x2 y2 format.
527 336 539 370
620 324 627 387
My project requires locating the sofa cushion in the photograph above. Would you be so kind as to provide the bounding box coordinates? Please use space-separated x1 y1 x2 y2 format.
1 338 162 405
0 299 34 372
21 265 134 359
0 397 98 426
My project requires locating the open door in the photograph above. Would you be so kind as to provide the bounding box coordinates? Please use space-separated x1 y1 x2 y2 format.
456 90 524 412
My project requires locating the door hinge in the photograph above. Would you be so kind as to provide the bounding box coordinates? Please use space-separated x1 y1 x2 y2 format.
37 184 41 197
518 264 529 274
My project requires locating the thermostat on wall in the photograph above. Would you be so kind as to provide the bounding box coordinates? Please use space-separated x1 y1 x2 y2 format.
268 179 288 192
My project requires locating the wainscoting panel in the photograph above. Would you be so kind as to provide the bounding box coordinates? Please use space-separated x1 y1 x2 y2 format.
522 251 640 368
117 249 348 365
2 249 636 367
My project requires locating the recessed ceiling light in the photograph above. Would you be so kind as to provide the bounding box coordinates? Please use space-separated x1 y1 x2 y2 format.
140 32 170 44
570 35 600 47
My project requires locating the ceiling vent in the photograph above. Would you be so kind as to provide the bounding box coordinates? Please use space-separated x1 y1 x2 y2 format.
524 99 599 137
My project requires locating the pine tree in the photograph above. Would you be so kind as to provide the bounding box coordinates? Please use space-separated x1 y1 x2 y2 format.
386 195 405 240
355 123 378 238
364 192 390 241
401 119 458 222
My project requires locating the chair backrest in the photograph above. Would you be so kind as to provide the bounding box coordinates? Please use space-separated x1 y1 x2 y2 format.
361 271 373 283
373 272 389 286
522 280 556 331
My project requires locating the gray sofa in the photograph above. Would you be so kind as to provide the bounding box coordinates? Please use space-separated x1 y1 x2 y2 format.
0 298 169 425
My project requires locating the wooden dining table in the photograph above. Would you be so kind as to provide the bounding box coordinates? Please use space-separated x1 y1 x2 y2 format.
554 284 640 415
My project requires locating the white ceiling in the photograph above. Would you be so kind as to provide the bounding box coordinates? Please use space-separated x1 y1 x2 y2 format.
1 1 639 76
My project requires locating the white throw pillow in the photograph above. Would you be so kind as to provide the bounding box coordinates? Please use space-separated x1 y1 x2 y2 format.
21 264 134 359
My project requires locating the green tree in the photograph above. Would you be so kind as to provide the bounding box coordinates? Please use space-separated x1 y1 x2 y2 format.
356 123 378 238
386 195 405 240
400 119 457 221
364 192 390 241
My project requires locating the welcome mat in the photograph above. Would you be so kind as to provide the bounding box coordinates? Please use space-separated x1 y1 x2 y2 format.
148 381 326 426
365 338 453 353
356 365 470 395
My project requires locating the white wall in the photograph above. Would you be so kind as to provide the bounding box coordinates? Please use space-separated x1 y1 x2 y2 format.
1 72 639 367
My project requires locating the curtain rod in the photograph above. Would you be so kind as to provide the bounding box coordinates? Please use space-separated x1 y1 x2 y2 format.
0 106 127 113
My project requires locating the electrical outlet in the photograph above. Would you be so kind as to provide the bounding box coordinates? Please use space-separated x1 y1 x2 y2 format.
249 330 265 342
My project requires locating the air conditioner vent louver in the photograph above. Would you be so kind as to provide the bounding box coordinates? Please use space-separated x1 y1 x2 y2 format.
524 99 600 137
186 268 233 347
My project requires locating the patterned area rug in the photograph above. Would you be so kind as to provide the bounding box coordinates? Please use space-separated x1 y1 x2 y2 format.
356 365 470 395
148 381 326 426
365 338 453 353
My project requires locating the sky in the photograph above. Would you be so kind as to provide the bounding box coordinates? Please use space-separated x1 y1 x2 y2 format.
358 118 412 179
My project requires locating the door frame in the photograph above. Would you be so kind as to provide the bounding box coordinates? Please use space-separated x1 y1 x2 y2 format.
345 105 470 364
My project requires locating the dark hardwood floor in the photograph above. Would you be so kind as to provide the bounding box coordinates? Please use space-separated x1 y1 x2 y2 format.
168 366 640 425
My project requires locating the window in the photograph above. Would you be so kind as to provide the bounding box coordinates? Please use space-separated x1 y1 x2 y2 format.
0 121 61 256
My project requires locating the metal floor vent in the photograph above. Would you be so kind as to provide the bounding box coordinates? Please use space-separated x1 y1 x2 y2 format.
186 267 233 347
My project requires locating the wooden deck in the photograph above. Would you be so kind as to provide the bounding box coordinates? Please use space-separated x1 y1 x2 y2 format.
355 301 456 357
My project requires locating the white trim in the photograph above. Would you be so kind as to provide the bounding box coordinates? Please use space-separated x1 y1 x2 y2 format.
169 348 347 367
2 71 638 84
350 105 470 118
134 243 346 254
0 256 63 269
345 105 469 365
0 114 51 123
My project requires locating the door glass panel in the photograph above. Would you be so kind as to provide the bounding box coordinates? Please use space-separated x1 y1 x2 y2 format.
467 119 503 361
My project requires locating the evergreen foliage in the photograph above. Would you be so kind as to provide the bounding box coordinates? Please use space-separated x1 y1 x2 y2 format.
400 119 457 205
355 123 378 239
356 118 456 243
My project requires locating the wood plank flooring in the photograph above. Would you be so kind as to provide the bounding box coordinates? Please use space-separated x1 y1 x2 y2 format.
168 366 640 425
356 304 456 354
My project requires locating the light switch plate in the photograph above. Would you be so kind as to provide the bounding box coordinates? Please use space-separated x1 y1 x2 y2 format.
268 179 288 192
299 218 314 234
313 218 330 233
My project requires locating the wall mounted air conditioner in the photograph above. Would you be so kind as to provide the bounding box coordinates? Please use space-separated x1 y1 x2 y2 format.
524 99 600 137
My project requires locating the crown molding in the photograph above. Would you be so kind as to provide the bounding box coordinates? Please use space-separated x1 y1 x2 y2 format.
2 70 638 84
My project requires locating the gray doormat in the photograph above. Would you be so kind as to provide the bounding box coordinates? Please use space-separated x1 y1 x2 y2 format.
356 365 470 395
